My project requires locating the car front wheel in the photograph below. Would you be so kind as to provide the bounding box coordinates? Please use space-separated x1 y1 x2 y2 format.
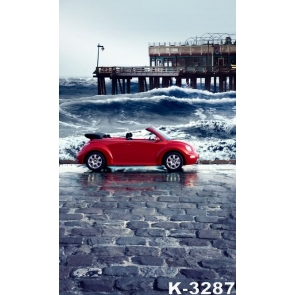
85 151 105 171
164 152 183 171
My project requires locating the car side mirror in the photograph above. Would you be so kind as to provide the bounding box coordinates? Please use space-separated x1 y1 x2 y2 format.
155 136 161 142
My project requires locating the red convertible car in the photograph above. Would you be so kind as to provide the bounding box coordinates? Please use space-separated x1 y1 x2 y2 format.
76 126 199 172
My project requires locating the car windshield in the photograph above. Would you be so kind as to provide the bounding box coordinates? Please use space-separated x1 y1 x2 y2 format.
150 127 172 140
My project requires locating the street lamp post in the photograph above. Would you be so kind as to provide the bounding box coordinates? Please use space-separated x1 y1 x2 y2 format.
96 43 105 95
97 43 105 68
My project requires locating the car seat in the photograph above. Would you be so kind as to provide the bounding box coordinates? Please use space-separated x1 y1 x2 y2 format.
126 132 133 140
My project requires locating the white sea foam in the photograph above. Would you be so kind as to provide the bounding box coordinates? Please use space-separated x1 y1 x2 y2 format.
194 108 207 120
116 120 142 125
59 164 88 174
59 121 82 128
59 80 236 161
60 96 236 109
59 85 235 105
59 135 86 160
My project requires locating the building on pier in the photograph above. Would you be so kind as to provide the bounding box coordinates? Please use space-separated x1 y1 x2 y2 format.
149 33 236 69
93 33 236 95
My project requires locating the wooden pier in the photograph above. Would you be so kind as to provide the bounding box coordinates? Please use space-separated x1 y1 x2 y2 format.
93 65 236 95
94 33 236 95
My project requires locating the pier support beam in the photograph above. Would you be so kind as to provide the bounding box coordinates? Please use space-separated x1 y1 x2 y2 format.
143 78 148 92
97 77 100 95
118 79 123 94
219 76 225 92
154 77 160 88
111 77 117 94
162 77 170 88
97 77 106 95
112 77 132 94
191 77 196 89
176 78 181 87
149 77 154 90
138 77 146 92
127 78 131 93
122 79 126 94
205 76 211 91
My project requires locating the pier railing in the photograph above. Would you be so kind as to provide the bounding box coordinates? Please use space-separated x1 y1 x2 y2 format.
94 65 235 76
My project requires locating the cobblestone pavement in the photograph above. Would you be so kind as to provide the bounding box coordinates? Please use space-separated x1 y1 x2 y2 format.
59 164 236 295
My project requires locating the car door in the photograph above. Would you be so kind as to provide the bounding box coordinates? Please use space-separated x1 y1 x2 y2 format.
105 139 134 165
109 139 143 164
127 139 164 165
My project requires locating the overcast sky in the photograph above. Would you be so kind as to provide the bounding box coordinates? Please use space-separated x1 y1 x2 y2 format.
59 0 236 77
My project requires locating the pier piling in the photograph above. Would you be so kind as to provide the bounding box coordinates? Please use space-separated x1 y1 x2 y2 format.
93 66 236 95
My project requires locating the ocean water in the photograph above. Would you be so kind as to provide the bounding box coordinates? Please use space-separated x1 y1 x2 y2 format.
59 77 236 161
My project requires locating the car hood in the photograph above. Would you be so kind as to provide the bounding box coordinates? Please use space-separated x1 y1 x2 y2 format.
169 139 190 145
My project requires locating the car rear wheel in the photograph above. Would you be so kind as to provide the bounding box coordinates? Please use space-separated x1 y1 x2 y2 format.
85 151 105 171
164 152 183 171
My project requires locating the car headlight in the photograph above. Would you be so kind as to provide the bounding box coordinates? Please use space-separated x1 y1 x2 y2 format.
185 145 192 152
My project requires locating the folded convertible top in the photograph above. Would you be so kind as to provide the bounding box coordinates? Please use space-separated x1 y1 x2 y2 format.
85 133 111 139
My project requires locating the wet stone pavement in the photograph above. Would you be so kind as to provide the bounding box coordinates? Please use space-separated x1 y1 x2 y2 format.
59 164 236 295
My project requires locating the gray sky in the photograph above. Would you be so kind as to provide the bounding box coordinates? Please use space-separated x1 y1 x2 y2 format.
59 0 236 77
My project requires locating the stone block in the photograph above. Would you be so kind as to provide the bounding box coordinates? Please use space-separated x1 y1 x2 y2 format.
59 237 83 245
131 255 164 266
168 230 196 238
59 279 75 292
126 221 149 229
170 215 194 221
125 246 160 257
116 237 147 245
200 258 236 268
197 229 222 239
151 222 180 229
102 266 139 276
59 214 83 220
79 278 115 292
115 277 154 291
66 254 94 266
135 229 166 237
180 268 217 280
71 228 102 236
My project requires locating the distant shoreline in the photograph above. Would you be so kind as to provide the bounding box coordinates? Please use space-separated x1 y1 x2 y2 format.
59 159 236 165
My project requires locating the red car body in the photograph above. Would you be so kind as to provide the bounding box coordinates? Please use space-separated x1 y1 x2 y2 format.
76 126 199 172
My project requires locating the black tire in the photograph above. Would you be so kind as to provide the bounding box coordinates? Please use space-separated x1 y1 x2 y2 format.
85 151 106 171
163 152 183 171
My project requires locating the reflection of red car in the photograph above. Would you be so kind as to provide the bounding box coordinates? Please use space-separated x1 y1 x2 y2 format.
76 126 199 172
82 172 198 189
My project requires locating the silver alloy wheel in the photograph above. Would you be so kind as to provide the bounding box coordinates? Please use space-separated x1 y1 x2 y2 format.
87 153 103 169
166 154 181 170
